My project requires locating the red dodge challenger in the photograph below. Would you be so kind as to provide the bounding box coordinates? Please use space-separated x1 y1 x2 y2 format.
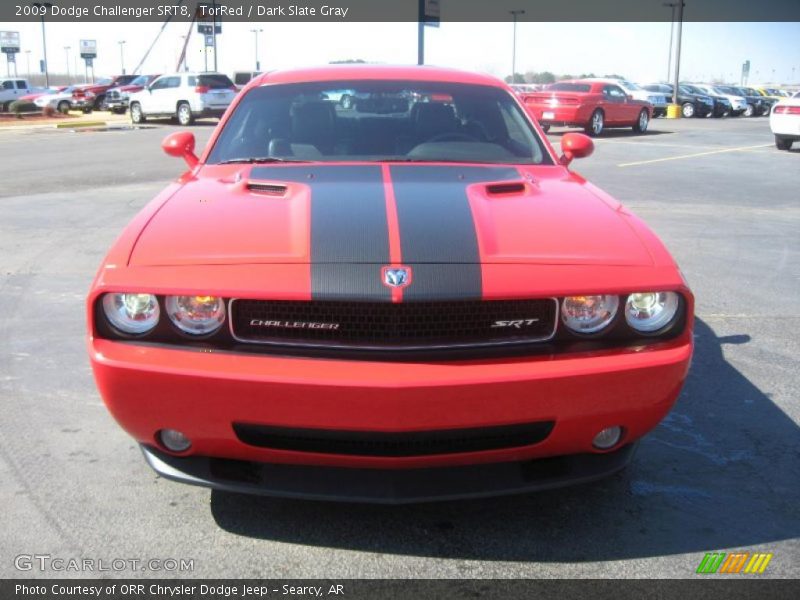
522 80 653 135
87 66 693 503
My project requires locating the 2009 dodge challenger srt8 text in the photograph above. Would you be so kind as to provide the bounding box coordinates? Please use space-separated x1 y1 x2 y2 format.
87 66 693 503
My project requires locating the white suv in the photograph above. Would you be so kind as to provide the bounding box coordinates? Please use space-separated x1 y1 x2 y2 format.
128 72 237 125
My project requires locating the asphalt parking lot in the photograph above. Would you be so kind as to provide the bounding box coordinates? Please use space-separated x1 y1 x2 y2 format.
0 116 797 579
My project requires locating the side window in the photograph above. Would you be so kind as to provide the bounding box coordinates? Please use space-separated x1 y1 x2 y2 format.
166 77 181 89
2 81 14 90
604 86 626 101
187 76 196 87
16 81 27 89
149 78 167 90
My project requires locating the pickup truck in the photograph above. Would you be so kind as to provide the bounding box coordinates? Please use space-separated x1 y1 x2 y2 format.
0 79 33 111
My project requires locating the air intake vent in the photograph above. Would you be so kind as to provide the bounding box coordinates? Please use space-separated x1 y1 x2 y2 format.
247 182 288 196
486 182 526 195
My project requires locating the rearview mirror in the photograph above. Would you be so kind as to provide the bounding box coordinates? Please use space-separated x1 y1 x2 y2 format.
559 133 594 166
162 131 199 169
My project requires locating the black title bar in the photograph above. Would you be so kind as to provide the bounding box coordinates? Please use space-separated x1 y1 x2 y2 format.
3 0 800 22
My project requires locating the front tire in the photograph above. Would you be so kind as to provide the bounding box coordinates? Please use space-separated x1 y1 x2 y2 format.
585 109 604 137
775 135 792 150
130 102 145 124
57 100 70 114
743 104 754 117
632 109 649 133
681 102 695 118
177 102 194 126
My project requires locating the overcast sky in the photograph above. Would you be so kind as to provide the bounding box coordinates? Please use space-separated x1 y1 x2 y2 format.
2 20 798 84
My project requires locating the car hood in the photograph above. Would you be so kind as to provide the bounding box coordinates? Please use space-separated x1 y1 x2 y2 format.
129 164 654 268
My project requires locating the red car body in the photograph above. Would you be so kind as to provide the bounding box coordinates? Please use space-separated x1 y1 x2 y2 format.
73 74 137 109
87 66 692 503
522 80 652 135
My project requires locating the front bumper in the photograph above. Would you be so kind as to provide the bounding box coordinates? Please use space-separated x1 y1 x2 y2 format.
142 442 637 503
91 335 692 472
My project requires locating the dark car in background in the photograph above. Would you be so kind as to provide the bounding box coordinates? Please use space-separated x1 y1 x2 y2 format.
642 83 714 118
681 83 731 117
716 85 769 117
738 86 777 116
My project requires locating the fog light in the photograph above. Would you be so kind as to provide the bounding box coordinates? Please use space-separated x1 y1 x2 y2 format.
593 426 623 450
158 429 191 452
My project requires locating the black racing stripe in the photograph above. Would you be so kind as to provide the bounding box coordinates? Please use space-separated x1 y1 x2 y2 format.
390 166 520 301
250 166 390 301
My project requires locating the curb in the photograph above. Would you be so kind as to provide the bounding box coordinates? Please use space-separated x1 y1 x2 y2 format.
54 120 108 129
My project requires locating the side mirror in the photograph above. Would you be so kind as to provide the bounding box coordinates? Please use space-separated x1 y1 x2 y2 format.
162 131 199 169
559 132 594 166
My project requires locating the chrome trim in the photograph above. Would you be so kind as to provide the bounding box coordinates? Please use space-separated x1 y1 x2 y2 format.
227 297 559 351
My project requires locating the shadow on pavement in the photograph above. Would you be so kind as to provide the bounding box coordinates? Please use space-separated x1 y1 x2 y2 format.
211 318 800 561
547 127 674 139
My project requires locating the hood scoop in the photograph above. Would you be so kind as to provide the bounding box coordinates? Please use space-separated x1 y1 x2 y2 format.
485 181 526 196
247 181 288 196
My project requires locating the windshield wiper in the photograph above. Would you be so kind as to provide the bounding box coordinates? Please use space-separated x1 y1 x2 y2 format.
217 157 310 164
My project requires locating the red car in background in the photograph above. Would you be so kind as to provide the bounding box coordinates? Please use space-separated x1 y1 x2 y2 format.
87 66 692 503
522 80 652 136
72 74 138 111
104 74 161 114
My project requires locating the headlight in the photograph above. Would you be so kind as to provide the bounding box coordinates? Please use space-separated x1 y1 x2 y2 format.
624 292 680 333
166 295 226 335
102 293 160 335
561 295 619 334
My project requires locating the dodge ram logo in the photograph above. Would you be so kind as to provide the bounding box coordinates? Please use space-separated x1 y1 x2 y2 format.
382 266 412 289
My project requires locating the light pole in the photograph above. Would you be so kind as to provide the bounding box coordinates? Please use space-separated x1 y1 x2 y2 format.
509 9 525 84
671 1 685 106
250 28 263 71
663 2 677 82
32 3 53 87
118 40 126 75
64 46 70 83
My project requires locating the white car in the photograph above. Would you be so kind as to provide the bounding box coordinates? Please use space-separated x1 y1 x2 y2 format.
33 86 87 114
128 72 237 126
690 84 748 116
770 91 800 150
588 79 669 117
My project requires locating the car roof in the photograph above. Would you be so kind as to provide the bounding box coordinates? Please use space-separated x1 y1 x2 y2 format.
250 65 506 88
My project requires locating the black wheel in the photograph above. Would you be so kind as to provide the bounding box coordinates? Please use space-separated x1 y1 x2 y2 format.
681 102 695 118
775 135 792 151
340 94 353 109
82 107 92 114
585 109 604 137
57 100 70 114
761 105 772 116
743 103 754 117
93 95 105 111
130 102 145 124
632 109 649 133
177 102 194 126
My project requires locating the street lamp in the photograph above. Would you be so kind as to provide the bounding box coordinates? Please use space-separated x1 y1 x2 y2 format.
509 9 525 84
663 2 678 82
250 28 263 72
118 40 126 75
64 46 71 83
31 2 53 87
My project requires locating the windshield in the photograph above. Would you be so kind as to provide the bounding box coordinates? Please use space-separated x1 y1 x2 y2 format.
618 81 642 91
548 82 591 92
95 78 112 86
130 75 150 86
207 80 550 165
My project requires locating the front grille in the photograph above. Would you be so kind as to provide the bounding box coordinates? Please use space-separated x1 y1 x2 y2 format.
230 298 558 350
233 421 555 457
106 90 119 100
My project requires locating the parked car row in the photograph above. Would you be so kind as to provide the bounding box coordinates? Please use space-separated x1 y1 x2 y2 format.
513 77 794 137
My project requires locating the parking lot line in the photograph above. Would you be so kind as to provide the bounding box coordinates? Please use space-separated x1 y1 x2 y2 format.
618 143 774 167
